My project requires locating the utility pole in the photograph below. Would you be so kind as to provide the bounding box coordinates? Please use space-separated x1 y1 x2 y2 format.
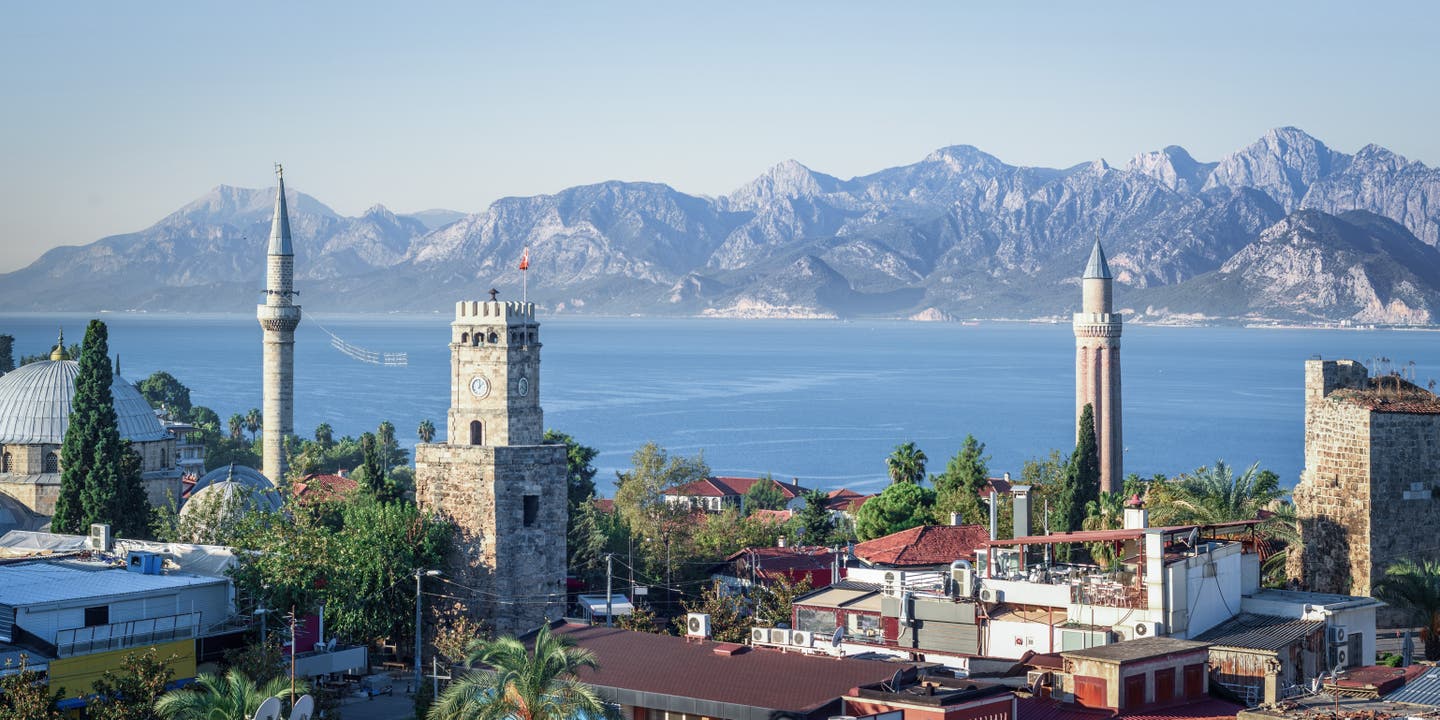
605 553 614 627
415 569 440 692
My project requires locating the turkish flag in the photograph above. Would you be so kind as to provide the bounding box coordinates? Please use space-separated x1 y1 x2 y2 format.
519 247 530 271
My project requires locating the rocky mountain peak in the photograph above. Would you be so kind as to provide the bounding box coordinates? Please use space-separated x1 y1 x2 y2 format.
1204 126 1348 210
725 159 843 209
1125 145 1213 192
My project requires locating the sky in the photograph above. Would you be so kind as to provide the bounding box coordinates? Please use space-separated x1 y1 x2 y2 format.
1 2 1436 272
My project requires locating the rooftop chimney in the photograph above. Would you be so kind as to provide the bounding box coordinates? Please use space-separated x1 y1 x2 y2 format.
1012 486 1031 539
1123 493 1148 530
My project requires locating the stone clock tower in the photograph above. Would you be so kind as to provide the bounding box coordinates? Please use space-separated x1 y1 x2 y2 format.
415 296 568 635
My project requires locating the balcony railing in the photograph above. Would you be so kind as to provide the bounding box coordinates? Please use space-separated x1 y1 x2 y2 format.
55 612 201 657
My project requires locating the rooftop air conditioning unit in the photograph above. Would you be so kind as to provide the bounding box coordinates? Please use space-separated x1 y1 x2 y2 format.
88 523 112 552
979 587 1002 604
1329 626 1347 645
1134 621 1162 638
951 565 974 599
751 627 769 644
1335 646 1350 669
1112 625 1136 642
790 630 813 648
127 551 163 575
686 613 711 638
770 628 791 646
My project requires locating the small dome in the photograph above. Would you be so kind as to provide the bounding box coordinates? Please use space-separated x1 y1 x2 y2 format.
0 493 46 534
188 463 280 501
0 360 169 445
181 465 283 527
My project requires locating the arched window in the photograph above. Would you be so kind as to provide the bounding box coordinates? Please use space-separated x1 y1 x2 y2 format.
488 331 498 344
469 421 484 446
44 452 59 473
1 452 10 473
461 332 470 345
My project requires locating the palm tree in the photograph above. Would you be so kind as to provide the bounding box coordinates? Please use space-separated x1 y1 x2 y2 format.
228 414 245 442
429 624 615 720
1082 491 1127 568
244 408 262 442
1375 559 1440 660
418 419 437 444
155 670 306 720
886 442 928 485
1148 460 1299 584
314 422 334 449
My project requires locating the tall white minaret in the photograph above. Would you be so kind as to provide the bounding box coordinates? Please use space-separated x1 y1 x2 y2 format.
256 164 301 483
1073 239 1122 493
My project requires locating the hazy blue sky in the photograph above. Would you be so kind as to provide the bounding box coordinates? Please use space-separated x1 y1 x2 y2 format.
2 2 1435 271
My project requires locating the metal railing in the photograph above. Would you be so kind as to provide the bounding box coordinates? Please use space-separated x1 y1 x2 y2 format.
55 612 201 657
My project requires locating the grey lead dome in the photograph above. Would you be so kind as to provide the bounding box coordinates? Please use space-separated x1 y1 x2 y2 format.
0 360 170 445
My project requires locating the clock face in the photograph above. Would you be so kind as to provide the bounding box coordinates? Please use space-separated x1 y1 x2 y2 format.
468 376 490 398
517 376 530 397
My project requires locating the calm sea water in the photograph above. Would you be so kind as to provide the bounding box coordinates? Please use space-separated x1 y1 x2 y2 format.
2 312 1435 496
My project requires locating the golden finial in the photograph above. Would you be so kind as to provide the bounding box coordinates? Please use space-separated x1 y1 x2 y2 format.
49 328 68 361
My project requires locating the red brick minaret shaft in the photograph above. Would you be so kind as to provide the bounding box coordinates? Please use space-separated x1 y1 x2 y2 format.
1073 239 1122 493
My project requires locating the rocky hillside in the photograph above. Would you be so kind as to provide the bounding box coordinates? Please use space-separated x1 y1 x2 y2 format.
3 127 1438 323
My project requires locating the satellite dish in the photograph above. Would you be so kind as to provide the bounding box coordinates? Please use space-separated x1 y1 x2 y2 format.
831 626 844 647
888 668 905 691
252 697 282 720
1187 527 1200 550
289 695 315 720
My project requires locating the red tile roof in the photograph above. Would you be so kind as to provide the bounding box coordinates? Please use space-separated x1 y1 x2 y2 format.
721 546 838 575
825 488 873 512
592 498 615 514
749 509 794 523
548 623 904 715
666 476 808 499
292 473 359 504
854 524 990 566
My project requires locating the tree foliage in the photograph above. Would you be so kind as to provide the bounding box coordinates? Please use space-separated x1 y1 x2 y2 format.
137 371 192 421
743 475 788 513
0 333 14 375
430 624 614 720
934 435 989 525
675 581 748 643
0 654 64 719
613 442 709 544
87 647 175 720
753 574 812 628
1375 559 1440 661
417 418 436 444
886 442 928 485
52 320 151 537
1054 404 1100 537
545 429 599 509
791 489 835 545
855 482 935 541
155 670 306 720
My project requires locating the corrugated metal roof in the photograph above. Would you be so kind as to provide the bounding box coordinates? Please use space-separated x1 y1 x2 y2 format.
0 560 225 607
796 585 878 610
0 360 169 445
1063 636 1210 663
1194 612 1322 652
1386 666 1440 708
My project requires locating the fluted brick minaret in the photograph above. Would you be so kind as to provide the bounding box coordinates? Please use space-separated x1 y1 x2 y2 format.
1073 239 1122 493
256 164 300 483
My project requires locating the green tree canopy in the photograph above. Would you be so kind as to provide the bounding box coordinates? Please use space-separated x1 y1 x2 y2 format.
753 574 813 628
155 670 306 720
545 429 599 510
137 371 192 421
314 422 334 448
417 418 436 444
429 624 614 720
0 334 14 375
886 442 928 485
855 482 935 540
613 442 709 541
86 647 175 720
791 489 834 545
933 435 989 525
1055 404 1100 537
1375 558 1440 660
52 320 150 537
243 408 262 441
674 580 748 643
0 655 63 719
743 475 788 513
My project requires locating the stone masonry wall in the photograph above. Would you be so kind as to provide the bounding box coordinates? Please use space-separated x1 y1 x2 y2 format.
415 442 567 636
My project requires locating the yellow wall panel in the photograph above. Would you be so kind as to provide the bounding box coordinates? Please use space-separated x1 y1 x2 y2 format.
48 640 196 699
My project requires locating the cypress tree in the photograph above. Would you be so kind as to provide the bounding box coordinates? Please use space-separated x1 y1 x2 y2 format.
0 334 14 375
52 320 150 536
1063 404 1101 534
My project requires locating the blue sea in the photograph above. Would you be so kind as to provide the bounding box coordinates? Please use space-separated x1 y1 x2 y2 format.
2 312 1435 496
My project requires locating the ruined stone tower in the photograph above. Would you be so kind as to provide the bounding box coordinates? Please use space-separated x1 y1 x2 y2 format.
1290 359 1440 605
414 297 567 635
256 165 300 484
1073 239 1123 493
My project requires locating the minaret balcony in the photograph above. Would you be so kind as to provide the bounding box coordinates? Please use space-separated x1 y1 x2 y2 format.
256 304 301 332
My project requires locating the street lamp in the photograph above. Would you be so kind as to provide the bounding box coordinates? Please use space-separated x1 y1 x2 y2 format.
415 569 441 691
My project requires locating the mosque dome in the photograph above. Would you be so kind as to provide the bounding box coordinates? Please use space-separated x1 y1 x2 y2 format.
0 493 46 535
184 463 283 513
0 360 170 445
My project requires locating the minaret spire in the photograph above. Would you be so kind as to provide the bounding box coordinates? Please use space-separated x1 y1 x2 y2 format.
257 163 301 484
1073 237 1123 494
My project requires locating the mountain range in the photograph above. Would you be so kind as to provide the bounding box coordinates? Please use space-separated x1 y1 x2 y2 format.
5 127 1440 324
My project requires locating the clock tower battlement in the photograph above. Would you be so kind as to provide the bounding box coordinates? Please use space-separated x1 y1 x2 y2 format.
447 300 543 448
